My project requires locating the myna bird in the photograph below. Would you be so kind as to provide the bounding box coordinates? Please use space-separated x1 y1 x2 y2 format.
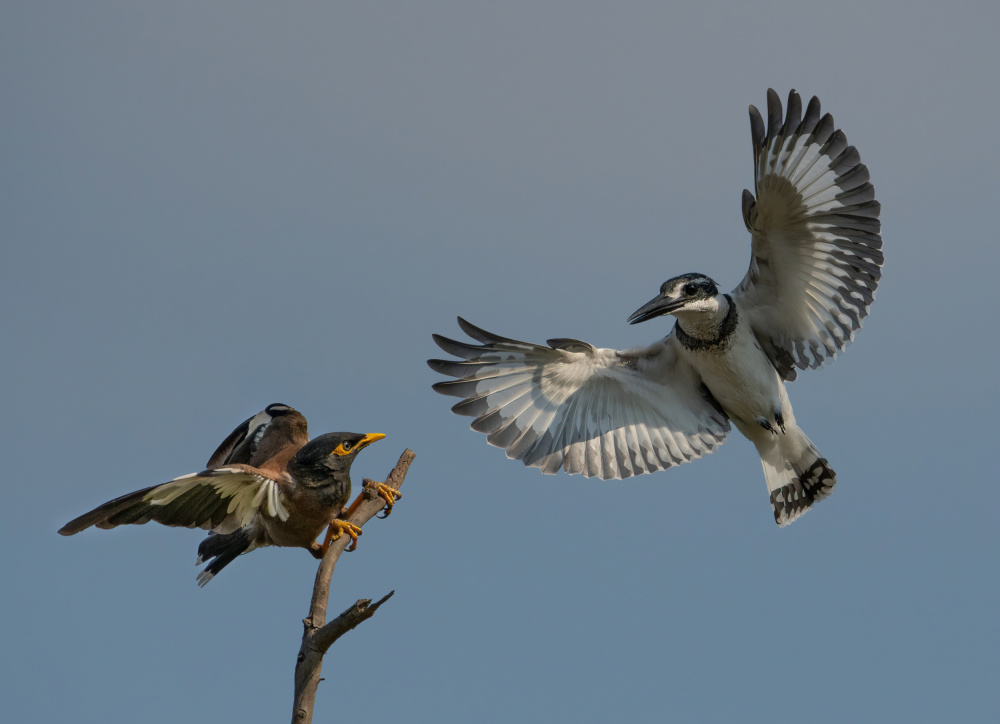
429 89 882 526
59 404 399 585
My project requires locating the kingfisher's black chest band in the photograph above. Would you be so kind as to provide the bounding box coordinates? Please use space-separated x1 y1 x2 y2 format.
674 295 739 351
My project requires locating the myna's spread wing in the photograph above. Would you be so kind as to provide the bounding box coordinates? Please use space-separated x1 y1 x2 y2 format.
59 464 289 536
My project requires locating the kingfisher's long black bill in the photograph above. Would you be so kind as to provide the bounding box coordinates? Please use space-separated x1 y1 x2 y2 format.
628 295 683 325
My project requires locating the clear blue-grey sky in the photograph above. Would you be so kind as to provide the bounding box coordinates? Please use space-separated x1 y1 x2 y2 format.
4 2 998 722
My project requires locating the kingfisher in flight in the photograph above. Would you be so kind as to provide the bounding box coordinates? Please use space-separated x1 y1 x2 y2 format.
429 89 882 526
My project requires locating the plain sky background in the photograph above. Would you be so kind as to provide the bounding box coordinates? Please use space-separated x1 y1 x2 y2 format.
4 2 998 722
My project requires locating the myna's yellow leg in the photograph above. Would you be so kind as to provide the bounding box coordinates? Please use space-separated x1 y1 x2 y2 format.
342 482 402 520
373 483 402 518
320 519 363 554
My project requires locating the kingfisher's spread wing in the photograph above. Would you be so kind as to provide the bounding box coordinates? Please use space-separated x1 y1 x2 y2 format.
428 318 730 480
733 89 882 381
206 403 304 468
58 465 290 537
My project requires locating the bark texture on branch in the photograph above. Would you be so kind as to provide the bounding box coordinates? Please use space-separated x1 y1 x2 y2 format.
291 448 415 724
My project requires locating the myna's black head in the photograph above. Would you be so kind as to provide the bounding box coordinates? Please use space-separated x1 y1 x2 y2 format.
290 432 385 487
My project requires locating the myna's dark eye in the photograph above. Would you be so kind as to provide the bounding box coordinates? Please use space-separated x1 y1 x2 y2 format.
341 441 353 452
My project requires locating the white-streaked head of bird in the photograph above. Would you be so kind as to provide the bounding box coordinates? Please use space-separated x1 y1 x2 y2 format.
290 432 385 485
627 273 721 325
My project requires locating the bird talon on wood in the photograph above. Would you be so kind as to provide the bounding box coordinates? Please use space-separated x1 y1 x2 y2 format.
370 483 402 518
325 519 363 552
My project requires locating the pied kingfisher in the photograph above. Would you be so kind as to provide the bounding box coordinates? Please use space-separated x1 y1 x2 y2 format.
429 89 882 525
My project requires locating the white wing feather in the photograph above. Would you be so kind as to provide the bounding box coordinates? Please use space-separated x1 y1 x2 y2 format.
429 318 730 480
144 466 290 530
734 89 882 380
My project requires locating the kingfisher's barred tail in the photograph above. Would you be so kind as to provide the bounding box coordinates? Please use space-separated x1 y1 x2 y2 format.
757 429 837 526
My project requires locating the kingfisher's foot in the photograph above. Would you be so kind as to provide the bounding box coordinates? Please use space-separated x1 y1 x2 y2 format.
756 417 777 435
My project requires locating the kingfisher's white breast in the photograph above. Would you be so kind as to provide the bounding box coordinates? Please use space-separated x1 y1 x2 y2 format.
680 311 785 429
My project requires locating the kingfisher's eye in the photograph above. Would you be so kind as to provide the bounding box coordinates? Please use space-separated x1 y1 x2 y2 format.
683 283 698 296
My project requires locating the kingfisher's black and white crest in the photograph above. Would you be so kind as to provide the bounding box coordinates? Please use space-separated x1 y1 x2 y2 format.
662 273 719 306
667 273 717 295
429 89 882 527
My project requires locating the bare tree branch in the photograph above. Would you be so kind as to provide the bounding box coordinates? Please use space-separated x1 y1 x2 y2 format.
312 590 395 652
291 449 415 724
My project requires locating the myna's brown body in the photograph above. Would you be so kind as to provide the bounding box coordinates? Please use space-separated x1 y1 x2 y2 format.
59 404 387 585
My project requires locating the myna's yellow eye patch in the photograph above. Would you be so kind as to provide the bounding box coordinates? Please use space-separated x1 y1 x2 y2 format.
331 441 354 456
330 433 384 457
